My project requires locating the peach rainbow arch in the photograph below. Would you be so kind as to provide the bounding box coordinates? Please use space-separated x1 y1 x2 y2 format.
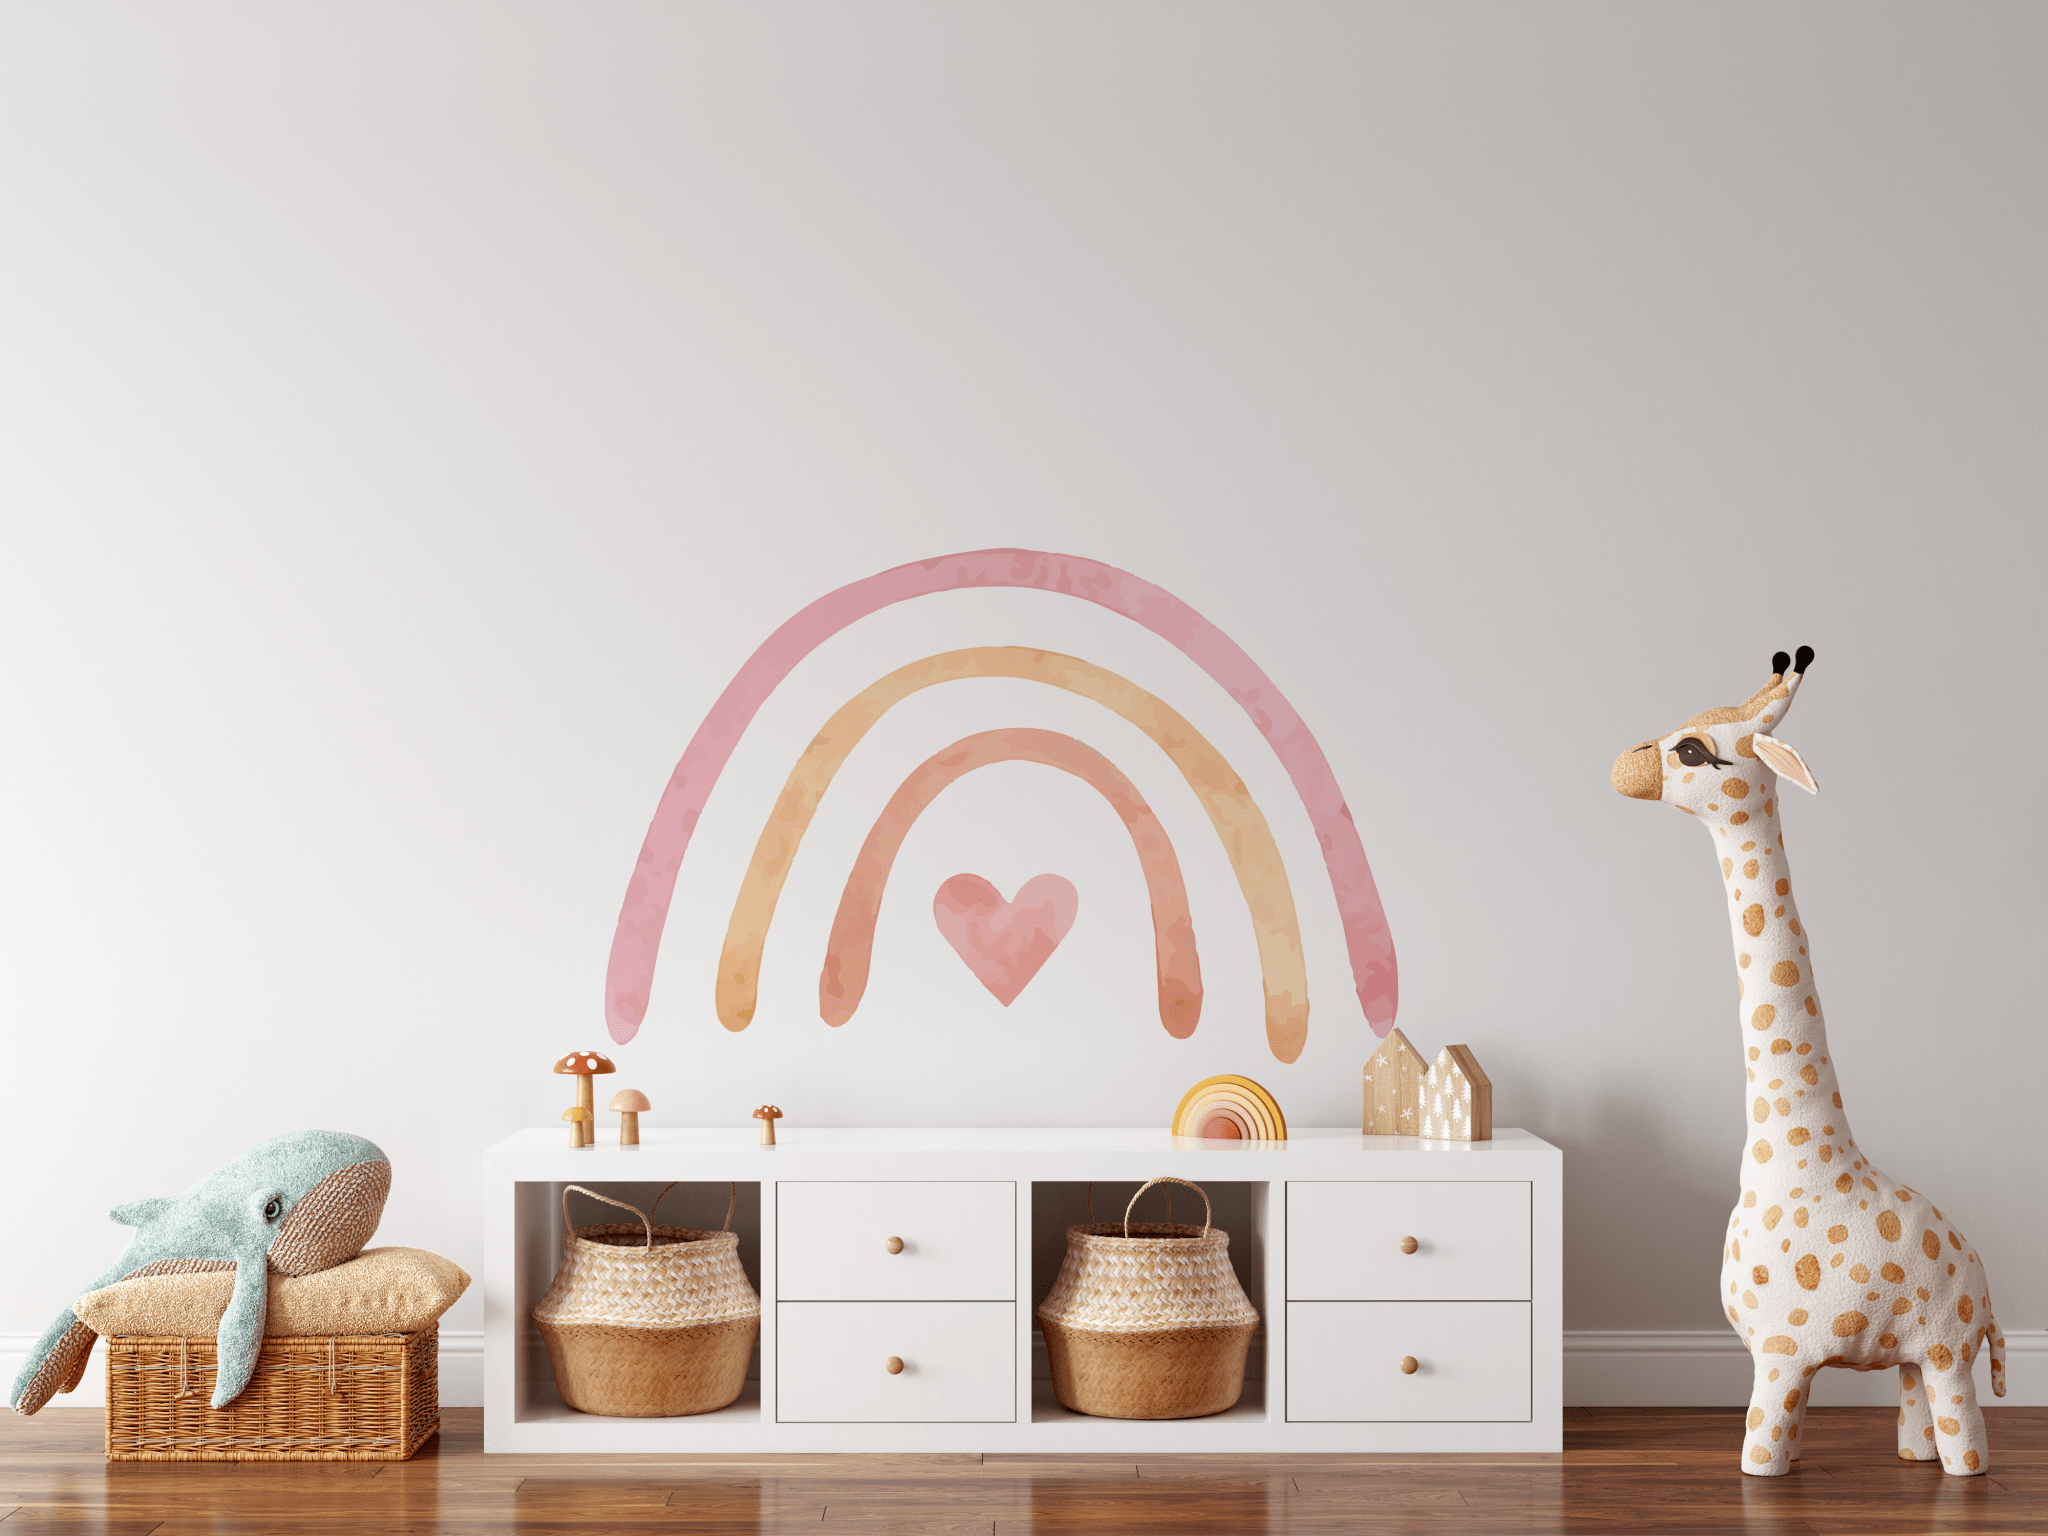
605 547 1397 1045
721 647 1312 1062
820 727 1202 1037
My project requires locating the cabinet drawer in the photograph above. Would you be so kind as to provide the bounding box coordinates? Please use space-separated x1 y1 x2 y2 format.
777 1302 1015 1422
778 1182 1014 1300
1288 1181 1528 1300
1287 1301 1530 1422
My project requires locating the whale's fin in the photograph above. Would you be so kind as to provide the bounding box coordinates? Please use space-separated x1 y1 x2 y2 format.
110 1199 172 1227
9 1315 98 1415
210 1259 270 1409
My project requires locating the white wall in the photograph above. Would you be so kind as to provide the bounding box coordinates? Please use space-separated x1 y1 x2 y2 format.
3 4 2043 1406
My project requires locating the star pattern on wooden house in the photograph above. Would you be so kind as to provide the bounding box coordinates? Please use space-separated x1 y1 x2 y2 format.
1362 1032 1492 1142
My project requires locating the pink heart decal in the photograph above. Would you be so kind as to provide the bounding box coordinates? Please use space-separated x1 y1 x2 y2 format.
932 873 1078 1006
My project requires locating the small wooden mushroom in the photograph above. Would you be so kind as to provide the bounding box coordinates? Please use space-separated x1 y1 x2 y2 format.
562 1106 592 1148
553 1051 616 1147
753 1104 783 1146
610 1089 650 1147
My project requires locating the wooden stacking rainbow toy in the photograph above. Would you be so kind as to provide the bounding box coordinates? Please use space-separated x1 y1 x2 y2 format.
1171 1075 1287 1142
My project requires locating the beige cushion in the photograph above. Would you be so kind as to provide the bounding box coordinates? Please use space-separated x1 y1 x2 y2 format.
74 1246 470 1338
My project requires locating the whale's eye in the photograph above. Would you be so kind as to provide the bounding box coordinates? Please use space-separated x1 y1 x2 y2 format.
263 1197 283 1222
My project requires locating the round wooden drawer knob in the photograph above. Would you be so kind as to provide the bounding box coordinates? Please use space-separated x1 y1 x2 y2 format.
1398 1236 1419 1255
1398 1356 1419 1375
885 1236 904 1254
885 1356 905 1376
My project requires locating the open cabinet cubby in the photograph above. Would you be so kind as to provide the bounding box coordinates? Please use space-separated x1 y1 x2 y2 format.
485 1127 1561 1453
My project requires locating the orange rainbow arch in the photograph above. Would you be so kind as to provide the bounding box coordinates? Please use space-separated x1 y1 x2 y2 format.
1172 1074 1287 1141
820 728 1202 1037
720 645 1313 1062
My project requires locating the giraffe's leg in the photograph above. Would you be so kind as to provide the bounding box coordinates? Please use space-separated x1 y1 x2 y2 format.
1897 1362 1937 1462
1926 1355 1989 1476
1741 1359 1799 1476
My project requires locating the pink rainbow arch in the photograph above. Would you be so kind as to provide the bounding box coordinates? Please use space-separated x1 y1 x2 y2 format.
605 548 1398 1043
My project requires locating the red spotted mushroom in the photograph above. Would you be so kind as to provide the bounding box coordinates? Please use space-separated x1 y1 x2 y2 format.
553 1052 615 1147
753 1104 782 1146
609 1088 649 1147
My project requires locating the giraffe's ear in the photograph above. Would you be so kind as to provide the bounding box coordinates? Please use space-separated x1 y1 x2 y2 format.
1753 735 1817 794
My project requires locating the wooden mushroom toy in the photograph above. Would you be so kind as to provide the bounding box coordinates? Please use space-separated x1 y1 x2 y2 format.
562 1106 591 1147
553 1051 615 1148
610 1089 650 1147
753 1104 782 1146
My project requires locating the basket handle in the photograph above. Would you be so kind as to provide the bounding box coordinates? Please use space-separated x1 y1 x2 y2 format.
649 1181 739 1234
1087 1181 1170 1225
1124 1176 1210 1238
562 1184 652 1249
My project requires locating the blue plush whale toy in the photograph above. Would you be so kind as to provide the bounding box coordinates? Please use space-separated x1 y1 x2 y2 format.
8 1130 390 1414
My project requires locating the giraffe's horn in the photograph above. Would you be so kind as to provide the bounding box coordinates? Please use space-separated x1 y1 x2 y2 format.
1771 651 1791 678
1792 644 1814 675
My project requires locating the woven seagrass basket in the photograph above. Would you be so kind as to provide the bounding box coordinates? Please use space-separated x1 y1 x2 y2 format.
104 1325 438 1461
533 1183 759 1418
1035 1177 1259 1420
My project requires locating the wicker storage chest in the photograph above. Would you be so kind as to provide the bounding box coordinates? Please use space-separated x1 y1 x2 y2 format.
104 1325 439 1461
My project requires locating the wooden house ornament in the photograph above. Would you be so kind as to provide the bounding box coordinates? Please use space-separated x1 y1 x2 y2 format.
1362 1032 1493 1142
1361 1028 1428 1135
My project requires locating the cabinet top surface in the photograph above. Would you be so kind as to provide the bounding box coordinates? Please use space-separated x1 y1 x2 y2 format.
486 1125 1559 1176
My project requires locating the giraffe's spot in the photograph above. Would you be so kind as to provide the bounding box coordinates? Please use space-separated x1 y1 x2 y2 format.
1753 1097 1770 1124
1965 1450 1980 1471
1800 1065 1818 1085
1938 1416 1961 1436
1880 1332 1898 1348
1744 906 1767 937
1891 1298 1911 1315
1826 1224 1848 1243
1788 1308 1808 1326
1929 1344 1954 1371
1849 1263 1870 1282
1668 752 1682 769
1805 997 1818 1017
1796 1042 1812 1054
1832 1092 1842 1107
1749 1445 1772 1464
1959 1296 1974 1323
1752 1003 1775 1030
1741 841 1756 852
1863 1178 1878 1192
1761 1205 1781 1229
1881 1263 1904 1283
1753 1265 1771 1287
1836 1173 1854 1193
1722 777 1751 799
1775 905 1785 917
1770 961 1800 986
1730 810 1750 824
1743 1191 1758 1207
1830 1312 1868 1337
1727 1305 1739 1323
1787 1128 1810 1147
1876 1211 1903 1242
1790 918 1802 936
1762 1336 1797 1355
1793 1208 1809 1228
1795 1255 1821 1290
1767 1077 1783 1090
1743 1289 1759 1308
1896 1189 1913 1202
1830 1254 1845 1269
1770 1038 1791 1055
1724 859 1735 879
1917 1287 1929 1301
1921 1230 1941 1260
1744 859 1760 879
1774 1097 1790 1115
1684 771 1696 783
1753 1140 1773 1164
1775 878 1790 896
1748 1047 1760 1061
1747 1407 1764 1430
1949 1231 1963 1249
1737 735 1758 758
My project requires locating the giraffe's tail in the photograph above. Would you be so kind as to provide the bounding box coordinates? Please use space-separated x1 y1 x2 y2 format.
1989 1310 2008 1399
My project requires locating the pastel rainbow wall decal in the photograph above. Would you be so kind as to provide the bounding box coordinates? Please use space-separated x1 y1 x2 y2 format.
606 548 1398 1046
719 646 1311 1061
1172 1075 1287 1141
821 728 1201 1036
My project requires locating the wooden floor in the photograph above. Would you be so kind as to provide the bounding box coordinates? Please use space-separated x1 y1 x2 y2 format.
2 1405 2045 1533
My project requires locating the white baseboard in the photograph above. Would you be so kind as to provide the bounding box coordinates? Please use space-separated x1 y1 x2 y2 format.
9 1328 2037 1414
1564 1329 2044 1407
2 1331 485 1410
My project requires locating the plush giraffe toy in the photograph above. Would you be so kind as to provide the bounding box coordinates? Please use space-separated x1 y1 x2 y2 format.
1612 648 2006 1477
